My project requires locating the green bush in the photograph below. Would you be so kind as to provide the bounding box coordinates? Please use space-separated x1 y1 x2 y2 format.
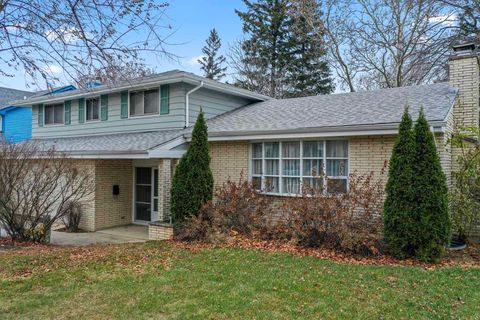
171 110 214 226
412 110 450 262
384 108 451 262
449 126 480 242
384 108 416 258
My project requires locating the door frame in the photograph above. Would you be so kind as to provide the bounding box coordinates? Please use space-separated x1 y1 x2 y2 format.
132 166 159 224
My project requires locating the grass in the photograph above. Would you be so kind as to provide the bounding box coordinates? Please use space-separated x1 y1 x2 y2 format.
0 241 479 319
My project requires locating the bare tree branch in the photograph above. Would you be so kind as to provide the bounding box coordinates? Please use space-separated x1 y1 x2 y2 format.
0 0 176 88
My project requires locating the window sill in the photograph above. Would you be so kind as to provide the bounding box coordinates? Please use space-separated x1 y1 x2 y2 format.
44 123 64 127
128 113 160 119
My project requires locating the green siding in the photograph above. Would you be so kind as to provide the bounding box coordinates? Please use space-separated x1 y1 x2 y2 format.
31 83 254 138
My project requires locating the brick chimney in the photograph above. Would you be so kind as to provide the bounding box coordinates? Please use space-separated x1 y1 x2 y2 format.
449 38 480 130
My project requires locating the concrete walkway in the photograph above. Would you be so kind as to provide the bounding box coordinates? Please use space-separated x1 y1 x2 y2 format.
50 225 149 246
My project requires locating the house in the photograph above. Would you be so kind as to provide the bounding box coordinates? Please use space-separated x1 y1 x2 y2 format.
8 40 479 239
0 85 77 143
0 87 34 143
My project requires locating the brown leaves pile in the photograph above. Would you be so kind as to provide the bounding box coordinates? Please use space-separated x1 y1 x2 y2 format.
0 243 174 280
174 234 480 269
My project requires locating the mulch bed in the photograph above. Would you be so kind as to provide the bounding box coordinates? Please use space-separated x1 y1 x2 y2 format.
173 236 480 269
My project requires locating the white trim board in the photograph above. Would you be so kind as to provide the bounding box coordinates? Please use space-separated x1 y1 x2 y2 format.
202 127 445 142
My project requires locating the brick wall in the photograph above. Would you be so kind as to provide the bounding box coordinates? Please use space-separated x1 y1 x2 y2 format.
449 55 480 130
148 222 173 240
448 53 480 236
158 159 173 222
94 159 133 230
77 160 96 232
210 141 249 188
349 135 394 185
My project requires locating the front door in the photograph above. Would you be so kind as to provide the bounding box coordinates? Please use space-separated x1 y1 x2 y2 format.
134 167 159 223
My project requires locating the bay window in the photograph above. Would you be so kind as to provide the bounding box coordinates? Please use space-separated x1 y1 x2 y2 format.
250 140 349 195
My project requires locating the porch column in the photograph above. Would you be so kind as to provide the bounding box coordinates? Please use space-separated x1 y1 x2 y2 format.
158 159 172 223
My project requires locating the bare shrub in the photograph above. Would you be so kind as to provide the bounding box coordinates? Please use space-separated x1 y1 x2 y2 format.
61 200 83 233
282 171 385 255
177 169 385 256
175 177 276 243
0 141 94 242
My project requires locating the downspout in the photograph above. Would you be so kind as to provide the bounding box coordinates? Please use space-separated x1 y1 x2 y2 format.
185 81 204 128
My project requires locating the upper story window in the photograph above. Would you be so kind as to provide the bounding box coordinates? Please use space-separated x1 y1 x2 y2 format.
130 89 159 116
86 97 100 121
251 140 349 195
44 103 64 125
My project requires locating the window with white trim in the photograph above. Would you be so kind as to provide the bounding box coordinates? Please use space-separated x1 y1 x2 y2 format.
86 97 100 121
44 103 64 125
250 140 348 195
129 88 159 116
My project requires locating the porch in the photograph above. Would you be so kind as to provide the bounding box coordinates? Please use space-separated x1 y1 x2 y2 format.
78 158 178 238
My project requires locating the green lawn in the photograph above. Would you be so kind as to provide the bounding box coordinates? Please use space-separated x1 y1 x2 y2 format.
0 242 479 319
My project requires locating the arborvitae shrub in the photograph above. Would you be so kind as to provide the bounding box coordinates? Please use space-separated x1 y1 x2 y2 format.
171 110 214 227
412 110 450 262
384 108 417 258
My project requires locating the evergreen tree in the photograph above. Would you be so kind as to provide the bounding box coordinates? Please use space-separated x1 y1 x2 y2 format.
383 107 417 258
235 0 292 98
198 29 227 80
412 109 450 262
285 0 334 97
171 111 214 226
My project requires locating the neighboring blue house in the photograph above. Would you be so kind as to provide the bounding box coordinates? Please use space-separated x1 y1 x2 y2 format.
0 86 34 143
0 85 76 143
0 106 33 143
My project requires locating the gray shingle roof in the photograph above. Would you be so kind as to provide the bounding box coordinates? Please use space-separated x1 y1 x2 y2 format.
31 130 183 154
10 70 270 106
0 87 34 108
204 83 458 136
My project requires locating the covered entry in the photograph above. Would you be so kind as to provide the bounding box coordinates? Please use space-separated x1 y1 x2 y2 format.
132 159 175 225
134 167 159 223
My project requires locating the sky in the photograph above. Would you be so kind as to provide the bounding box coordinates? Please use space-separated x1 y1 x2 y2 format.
3 0 247 91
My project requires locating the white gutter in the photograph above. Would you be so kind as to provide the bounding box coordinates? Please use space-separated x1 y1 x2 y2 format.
185 81 204 128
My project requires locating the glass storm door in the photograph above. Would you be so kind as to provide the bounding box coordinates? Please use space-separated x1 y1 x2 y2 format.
134 167 159 222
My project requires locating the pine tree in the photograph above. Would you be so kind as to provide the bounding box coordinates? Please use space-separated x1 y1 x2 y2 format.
235 0 292 98
198 29 227 80
412 109 450 262
171 110 214 226
285 0 334 97
383 107 417 258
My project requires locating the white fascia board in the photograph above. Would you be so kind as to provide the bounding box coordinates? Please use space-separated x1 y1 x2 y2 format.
59 150 186 159
200 126 446 142
63 153 150 159
148 150 186 158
